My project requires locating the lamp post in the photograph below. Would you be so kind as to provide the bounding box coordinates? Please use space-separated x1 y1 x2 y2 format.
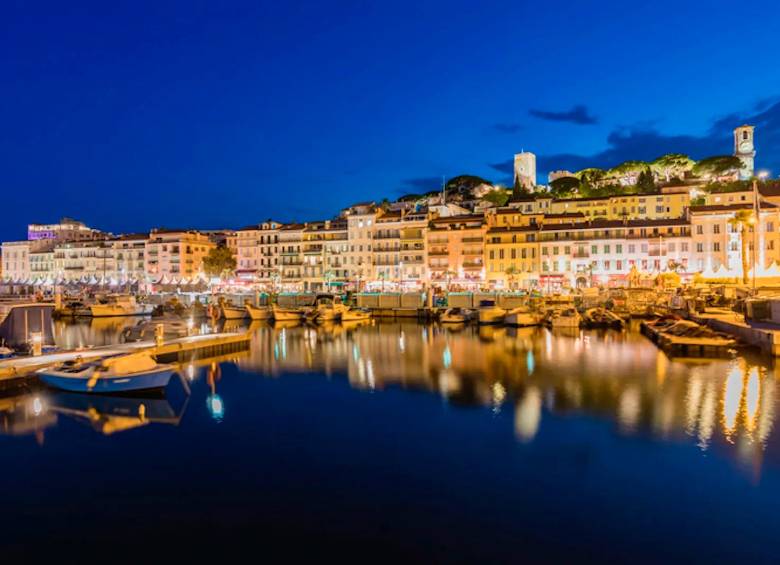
752 171 770 294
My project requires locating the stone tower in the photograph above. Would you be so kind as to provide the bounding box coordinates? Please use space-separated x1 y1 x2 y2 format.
734 125 755 180
513 152 537 190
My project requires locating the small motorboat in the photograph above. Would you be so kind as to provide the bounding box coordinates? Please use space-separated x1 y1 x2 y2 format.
272 303 304 322
120 317 193 342
477 300 506 325
246 303 273 320
504 306 540 327
0 346 14 359
341 308 371 322
311 294 347 322
550 308 581 329
440 307 469 324
582 308 625 329
90 295 154 317
37 352 176 393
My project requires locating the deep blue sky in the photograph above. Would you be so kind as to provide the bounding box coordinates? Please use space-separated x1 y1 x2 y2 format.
3 0 780 241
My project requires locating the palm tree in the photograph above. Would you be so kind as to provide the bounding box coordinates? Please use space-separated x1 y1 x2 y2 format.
505 265 518 290
729 210 754 285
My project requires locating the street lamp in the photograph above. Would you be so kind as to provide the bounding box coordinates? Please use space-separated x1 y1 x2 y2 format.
752 171 770 294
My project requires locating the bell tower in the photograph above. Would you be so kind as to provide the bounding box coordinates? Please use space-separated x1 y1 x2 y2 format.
734 125 755 180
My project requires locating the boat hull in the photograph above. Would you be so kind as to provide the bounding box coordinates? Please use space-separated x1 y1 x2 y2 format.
505 314 539 327
478 310 506 325
39 367 175 393
90 305 154 317
246 305 273 320
222 307 248 320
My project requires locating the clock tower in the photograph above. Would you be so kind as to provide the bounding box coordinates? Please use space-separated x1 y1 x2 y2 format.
734 125 755 180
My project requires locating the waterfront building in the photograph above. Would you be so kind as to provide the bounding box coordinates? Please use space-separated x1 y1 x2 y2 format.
278 224 305 290
30 248 55 281
537 218 692 290
344 202 379 290
27 217 107 242
427 214 487 289
370 210 429 289
53 240 116 282
302 219 349 291
236 221 281 284
690 202 780 275
1 241 32 281
112 234 148 281
144 229 215 280
506 194 553 214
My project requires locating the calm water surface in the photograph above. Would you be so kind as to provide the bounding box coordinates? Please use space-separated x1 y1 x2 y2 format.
1 318 779 561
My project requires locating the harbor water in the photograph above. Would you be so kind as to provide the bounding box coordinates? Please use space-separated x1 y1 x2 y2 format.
1 318 779 561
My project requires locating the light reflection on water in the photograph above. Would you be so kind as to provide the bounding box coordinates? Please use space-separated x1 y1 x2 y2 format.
1 318 780 560
2 318 776 471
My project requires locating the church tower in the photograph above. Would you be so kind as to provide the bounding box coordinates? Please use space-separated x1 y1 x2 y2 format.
734 125 755 180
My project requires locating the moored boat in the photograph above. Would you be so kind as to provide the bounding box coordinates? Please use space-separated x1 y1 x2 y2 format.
37 352 176 393
477 300 506 325
550 308 581 329
90 295 154 317
505 306 541 327
341 308 371 322
440 307 469 324
272 303 304 322
246 303 273 320
221 304 249 320
582 308 625 329
311 293 347 322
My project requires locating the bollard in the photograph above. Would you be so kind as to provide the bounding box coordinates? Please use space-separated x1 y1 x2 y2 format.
155 324 164 347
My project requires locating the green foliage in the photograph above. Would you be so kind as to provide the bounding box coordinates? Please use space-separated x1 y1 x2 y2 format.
651 153 695 181
482 188 510 207
606 160 648 178
203 245 237 278
692 155 743 178
636 168 656 193
549 176 580 197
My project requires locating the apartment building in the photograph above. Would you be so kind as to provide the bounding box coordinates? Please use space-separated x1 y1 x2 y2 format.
236 221 282 283
278 224 305 290
54 240 116 282
112 234 148 281
550 191 689 220
427 214 486 288
344 203 378 289
145 229 215 279
302 219 349 291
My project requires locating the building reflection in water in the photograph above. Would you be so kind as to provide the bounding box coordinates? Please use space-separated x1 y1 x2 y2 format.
238 320 779 474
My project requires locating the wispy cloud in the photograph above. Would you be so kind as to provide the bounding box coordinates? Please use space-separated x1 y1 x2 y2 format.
490 122 523 134
529 105 598 125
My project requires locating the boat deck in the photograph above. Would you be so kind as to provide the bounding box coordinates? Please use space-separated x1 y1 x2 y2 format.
0 331 251 381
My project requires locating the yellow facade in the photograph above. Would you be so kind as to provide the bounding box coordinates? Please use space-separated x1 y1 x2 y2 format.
550 192 689 220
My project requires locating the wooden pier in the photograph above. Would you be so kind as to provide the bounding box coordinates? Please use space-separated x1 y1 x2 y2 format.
0 331 251 381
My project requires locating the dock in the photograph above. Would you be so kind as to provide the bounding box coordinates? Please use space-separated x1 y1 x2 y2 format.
0 331 251 381
691 308 780 357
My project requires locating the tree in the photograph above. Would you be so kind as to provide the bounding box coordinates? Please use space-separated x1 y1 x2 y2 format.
482 188 510 207
693 155 743 179
636 168 656 193
728 210 754 285
549 176 580 197
203 245 237 279
505 265 518 289
651 153 695 183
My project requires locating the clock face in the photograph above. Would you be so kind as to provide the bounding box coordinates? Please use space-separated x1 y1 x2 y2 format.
739 140 752 152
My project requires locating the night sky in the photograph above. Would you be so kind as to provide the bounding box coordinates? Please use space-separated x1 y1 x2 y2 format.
3 0 780 242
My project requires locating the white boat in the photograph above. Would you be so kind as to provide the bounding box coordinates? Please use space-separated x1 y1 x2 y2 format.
505 306 540 327
440 307 469 323
477 300 506 325
341 308 371 322
0 346 14 359
272 303 304 322
550 308 581 329
90 295 154 317
312 293 348 322
246 303 273 320
37 352 176 393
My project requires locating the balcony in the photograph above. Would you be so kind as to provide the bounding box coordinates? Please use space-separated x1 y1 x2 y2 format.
463 262 483 270
373 259 399 266
572 251 590 258
429 250 448 256
462 237 483 243
373 233 399 239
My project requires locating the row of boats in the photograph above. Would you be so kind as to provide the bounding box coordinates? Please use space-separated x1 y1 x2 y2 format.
222 294 372 324
439 300 625 329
